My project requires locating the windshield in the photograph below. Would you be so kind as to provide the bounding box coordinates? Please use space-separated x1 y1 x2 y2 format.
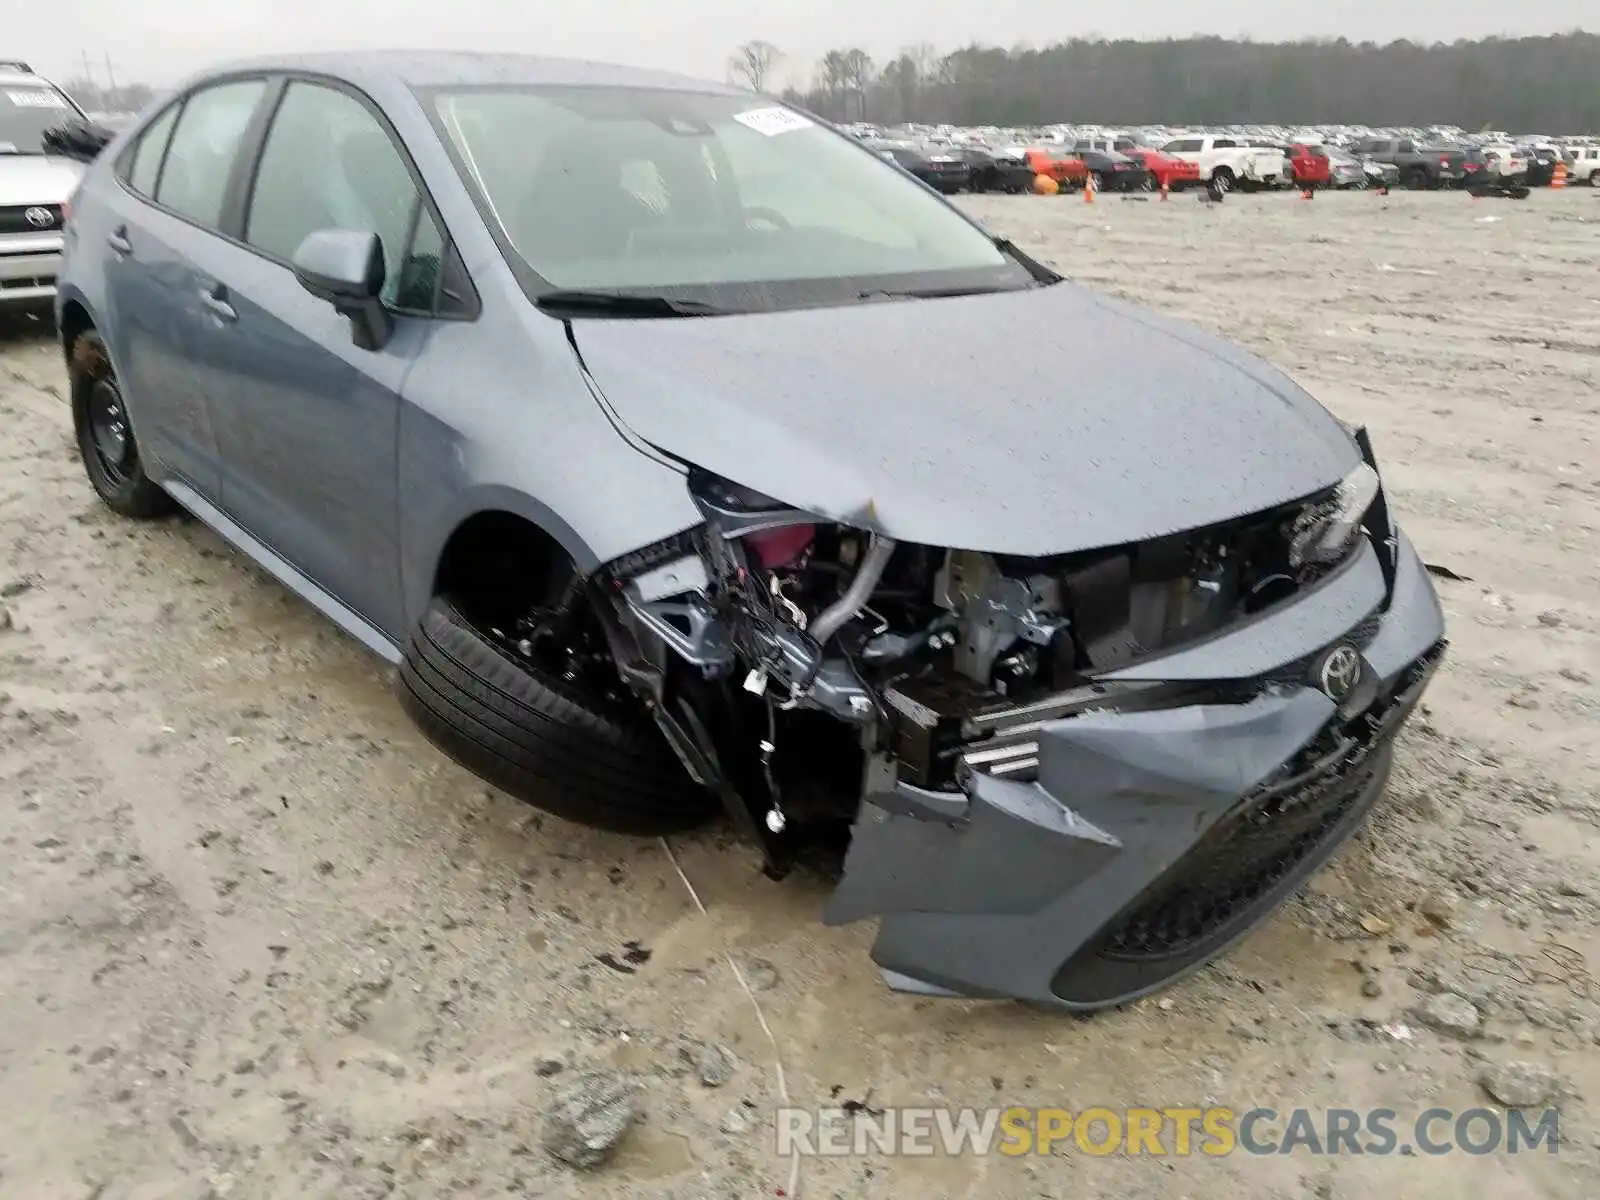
425 85 1030 308
0 82 81 153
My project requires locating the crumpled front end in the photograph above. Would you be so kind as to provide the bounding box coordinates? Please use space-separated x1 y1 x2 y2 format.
824 526 1444 1009
590 421 1445 1009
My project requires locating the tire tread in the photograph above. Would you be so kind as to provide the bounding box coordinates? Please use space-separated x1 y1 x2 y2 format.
398 597 716 834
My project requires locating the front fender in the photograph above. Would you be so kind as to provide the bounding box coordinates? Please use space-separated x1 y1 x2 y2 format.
403 483 598 632
396 286 705 633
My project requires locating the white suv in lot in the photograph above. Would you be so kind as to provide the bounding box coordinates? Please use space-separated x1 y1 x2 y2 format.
0 60 86 310
1158 134 1285 192
1564 144 1600 185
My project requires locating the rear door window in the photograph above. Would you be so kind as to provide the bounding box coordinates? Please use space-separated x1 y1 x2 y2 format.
155 79 267 228
125 102 180 196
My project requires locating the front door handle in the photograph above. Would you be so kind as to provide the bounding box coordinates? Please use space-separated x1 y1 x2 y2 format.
199 289 237 323
106 228 132 255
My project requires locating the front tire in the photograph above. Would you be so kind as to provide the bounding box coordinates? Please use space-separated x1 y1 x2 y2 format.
69 329 176 519
398 596 718 835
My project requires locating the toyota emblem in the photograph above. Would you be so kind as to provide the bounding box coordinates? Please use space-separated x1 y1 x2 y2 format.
1317 644 1363 702
24 206 54 229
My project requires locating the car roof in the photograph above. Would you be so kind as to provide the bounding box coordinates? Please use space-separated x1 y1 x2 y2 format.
182 50 742 95
0 69 58 89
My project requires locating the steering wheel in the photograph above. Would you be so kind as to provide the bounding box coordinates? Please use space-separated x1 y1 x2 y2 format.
743 206 792 232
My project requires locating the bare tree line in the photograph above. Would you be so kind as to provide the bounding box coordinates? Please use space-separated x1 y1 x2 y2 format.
729 32 1600 132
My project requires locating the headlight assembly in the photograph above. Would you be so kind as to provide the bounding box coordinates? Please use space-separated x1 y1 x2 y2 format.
1288 462 1380 569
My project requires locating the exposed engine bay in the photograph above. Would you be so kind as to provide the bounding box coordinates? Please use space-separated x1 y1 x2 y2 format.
596 463 1381 868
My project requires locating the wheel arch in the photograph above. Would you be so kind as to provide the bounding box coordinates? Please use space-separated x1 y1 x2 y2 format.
407 487 600 634
56 290 97 365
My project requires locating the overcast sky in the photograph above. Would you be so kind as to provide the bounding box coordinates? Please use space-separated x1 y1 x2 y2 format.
17 0 1597 91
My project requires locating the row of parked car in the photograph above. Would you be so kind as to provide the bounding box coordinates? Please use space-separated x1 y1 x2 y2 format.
862 132 1600 197
1346 138 1599 189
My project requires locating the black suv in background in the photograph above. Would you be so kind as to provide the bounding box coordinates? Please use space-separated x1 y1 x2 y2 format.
1352 138 1467 189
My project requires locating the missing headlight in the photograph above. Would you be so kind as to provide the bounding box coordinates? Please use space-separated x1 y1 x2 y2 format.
686 468 788 512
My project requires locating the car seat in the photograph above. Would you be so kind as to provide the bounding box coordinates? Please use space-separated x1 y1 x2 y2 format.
514 134 657 267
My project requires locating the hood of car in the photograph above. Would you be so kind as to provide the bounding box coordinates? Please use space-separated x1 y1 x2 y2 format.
0 155 82 207
570 282 1361 556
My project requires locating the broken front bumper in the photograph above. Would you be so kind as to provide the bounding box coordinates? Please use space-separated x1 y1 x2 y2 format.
824 528 1445 1010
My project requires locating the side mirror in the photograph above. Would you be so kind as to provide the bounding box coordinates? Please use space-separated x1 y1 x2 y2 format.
292 228 392 351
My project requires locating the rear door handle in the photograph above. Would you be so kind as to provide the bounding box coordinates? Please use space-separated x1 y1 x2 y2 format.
106 228 132 255
199 288 236 323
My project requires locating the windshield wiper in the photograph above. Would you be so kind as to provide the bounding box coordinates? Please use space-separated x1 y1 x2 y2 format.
992 236 1063 284
534 289 729 318
856 284 1020 302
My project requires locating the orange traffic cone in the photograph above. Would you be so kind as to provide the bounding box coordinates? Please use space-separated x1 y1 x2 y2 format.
1159 177 1169 201
1552 161 1568 189
1083 174 1095 204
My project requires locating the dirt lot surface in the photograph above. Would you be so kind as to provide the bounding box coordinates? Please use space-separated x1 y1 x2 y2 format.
2 188 1598 1199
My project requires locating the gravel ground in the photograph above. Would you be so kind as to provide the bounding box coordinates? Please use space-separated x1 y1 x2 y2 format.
2 187 1597 1199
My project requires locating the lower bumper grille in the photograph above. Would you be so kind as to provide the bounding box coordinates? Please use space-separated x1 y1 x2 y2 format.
1100 739 1379 960
1096 642 1442 963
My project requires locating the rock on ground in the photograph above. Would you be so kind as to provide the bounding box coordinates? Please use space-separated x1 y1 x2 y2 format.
541 1071 638 1169
1413 992 1483 1040
696 1042 738 1087
1479 1061 1560 1109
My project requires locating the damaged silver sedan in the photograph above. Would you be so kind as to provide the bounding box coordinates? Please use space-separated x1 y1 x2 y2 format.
57 52 1445 1010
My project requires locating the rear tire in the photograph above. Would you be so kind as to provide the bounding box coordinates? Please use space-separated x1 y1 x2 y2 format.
69 329 176 519
398 596 718 835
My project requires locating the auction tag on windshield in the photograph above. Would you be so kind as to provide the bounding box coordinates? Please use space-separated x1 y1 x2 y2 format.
732 106 813 137
6 90 68 108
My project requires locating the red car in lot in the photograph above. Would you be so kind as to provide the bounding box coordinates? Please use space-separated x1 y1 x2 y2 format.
1120 146 1201 191
1283 143 1332 188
